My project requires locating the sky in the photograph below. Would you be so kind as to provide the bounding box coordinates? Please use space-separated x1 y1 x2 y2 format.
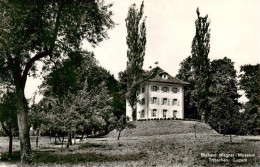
25 0 260 103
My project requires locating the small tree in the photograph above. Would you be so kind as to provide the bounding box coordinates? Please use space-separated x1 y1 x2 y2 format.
113 116 136 140
0 91 18 156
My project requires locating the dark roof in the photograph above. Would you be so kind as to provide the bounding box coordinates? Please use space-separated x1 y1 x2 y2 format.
144 66 189 85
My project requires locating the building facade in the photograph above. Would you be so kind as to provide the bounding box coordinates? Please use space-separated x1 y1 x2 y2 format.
126 67 189 121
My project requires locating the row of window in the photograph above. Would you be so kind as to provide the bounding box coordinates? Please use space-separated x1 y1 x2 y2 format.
141 86 180 94
141 97 180 106
140 109 178 118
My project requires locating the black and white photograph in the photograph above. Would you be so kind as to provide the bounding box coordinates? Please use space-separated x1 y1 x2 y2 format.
0 0 259 166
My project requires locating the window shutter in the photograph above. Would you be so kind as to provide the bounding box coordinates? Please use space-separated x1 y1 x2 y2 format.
178 99 180 106
177 88 179 93
162 98 164 105
167 98 170 105
157 98 160 105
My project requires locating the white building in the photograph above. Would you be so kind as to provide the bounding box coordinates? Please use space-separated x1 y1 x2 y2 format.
126 67 189 121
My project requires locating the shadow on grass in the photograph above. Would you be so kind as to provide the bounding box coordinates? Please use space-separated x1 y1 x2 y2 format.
1 151 147 164
223 142 244 145
0 151 20 162
78 143 108 149
35 151 147 164
245 139 260 142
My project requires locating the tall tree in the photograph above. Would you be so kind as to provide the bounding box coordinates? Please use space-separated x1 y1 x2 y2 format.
208 57 241 140
125 1 146 120
0 0 114 163
191 8 211 122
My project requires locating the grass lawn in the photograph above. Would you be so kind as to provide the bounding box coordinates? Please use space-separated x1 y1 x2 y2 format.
0 120 260 166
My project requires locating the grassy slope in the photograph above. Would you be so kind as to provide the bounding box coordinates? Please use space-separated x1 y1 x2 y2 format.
106 120 218 138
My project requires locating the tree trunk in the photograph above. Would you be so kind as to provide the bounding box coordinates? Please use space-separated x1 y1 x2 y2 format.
117 130 121 140
66 131 71 148
13 81 32 163
131 106 137 121
16 90 32 164
81 133 84 141
8 133 13 156
57 136 61 142
0 122 13 157
218 124 221 133
194 125 197 139
69 133 72 145
55 134 57 144
201 110 205 123
17 109 32 163
49 131 52 144
8 123 13 156
61 135 64 148
36 129 39 148
74 132 76 145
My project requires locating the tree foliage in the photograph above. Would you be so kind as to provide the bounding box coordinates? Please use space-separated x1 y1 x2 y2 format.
0 0 114 163
39 51 122 144
176 56 198 119
177 8 211 121
239 64 260 134
208 57 241 137
239 64 260 106
191 8 211 122
42 80 113 147
125 1 146 120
